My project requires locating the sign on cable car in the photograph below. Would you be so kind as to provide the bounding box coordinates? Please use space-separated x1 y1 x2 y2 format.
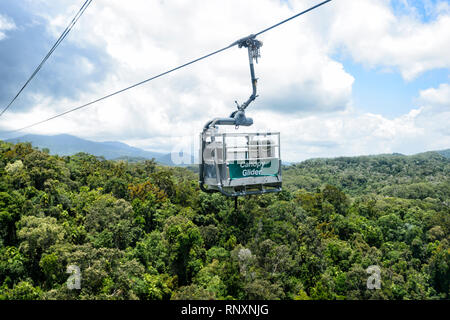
228 159 280 179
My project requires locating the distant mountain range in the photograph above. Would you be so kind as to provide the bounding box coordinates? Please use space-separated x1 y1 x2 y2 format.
4 133 449 165
437 149 450 159
5 134 190 166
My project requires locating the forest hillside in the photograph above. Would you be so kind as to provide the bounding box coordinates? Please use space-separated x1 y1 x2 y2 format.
0 140 448 300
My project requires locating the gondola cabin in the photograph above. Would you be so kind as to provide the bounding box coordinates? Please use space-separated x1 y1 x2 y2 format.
199 128 282 197
198 35 283 197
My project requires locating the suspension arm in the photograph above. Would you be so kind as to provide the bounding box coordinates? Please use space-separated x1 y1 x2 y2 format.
235 35 262 111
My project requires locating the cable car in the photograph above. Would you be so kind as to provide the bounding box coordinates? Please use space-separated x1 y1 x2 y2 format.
199 35 282 197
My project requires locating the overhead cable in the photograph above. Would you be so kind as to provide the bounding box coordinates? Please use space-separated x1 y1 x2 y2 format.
2 0 332 134
0 0 93 118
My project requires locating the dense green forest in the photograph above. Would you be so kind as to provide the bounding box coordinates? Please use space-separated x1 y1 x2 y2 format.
0 140 449 300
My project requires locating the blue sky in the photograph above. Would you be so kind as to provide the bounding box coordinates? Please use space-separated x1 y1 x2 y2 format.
336 0 449 118
391 0 445 22
0 0 449 161
345 61 448 118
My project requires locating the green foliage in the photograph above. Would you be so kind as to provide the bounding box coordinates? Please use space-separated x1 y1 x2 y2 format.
17 215 66 260
0 140 448 300
163 215 205 285
283 152 450 200
135 273 176 300
84 194 139 249
0 280 42 300
0 246 27 285
170 284 215 300
131 230 169 273
0 191 24 246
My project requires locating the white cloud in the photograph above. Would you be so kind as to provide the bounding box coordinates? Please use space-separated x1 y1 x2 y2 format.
414 83 450 135
2 1 353 136
248 95 449 162
0 13 15 40
325 0 450 80
1 0 449 161
417 83 450 110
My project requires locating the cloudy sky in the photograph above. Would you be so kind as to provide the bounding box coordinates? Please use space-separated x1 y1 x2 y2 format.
0 0 449 162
